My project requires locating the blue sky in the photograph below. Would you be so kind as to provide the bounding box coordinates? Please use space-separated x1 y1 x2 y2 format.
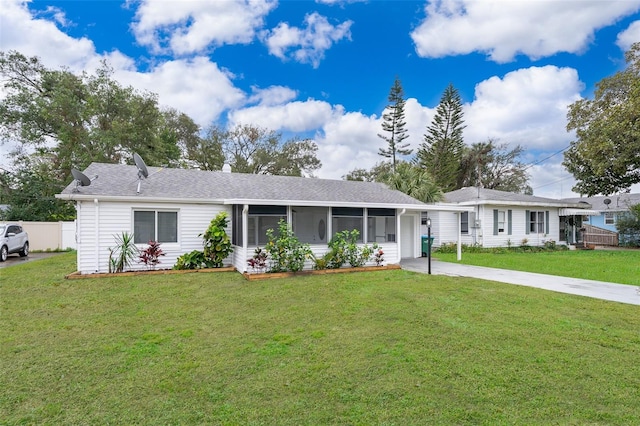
1 0 640 197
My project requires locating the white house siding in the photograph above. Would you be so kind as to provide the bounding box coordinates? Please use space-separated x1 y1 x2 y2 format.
433 206 562 248
76 200 229 274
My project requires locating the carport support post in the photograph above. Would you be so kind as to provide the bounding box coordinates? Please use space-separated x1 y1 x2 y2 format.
427 217 432 275
457 212 462 261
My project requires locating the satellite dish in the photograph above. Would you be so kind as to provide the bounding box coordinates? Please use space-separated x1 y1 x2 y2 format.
71 168 97 193
603 198 611 208
133 153 149 194
133 153 149 179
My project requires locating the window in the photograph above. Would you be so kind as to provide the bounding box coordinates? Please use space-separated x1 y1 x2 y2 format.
248 205 286 246
497 210 506 233
134 210 178 244
604 212 615 225
367 208 396 243
332 207 363 242
232 204 243 245
461 212 469 234
528 210 547 234
292 206 328 244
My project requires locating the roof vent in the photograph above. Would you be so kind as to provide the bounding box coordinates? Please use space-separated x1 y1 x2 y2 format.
222 163 232 173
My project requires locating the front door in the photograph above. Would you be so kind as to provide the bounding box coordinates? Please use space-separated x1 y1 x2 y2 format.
400 215 414 258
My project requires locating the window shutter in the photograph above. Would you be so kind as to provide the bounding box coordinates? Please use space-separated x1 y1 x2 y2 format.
508 210 512 235
493 209 499 235
525 210 530 235
545 211 550 234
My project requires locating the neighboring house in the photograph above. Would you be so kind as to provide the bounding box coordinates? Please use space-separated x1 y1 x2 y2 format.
430 187 598 248
56 163 471 274
562 194 640 232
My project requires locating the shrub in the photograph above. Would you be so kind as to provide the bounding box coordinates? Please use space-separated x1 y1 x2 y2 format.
201 212 234 268
327 230 377 268
139 240 165 270
174 250 215 270
264 220 312 273
373 247 385 266
108 232 138 273
247 247 268 273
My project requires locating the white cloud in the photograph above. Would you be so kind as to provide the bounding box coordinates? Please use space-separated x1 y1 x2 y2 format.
229 99 337 132
315 0 367 4
617 20 640 51
411 0 640 62
464 66 584 150
313 110 382 179
248 85 298 106
115 57 246 127
263 12 352 68
0 0 96 71
131 0 277 55
529 160 578 198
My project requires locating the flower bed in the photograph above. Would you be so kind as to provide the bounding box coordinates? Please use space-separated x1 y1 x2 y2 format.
242 264 400 281
65 266 236 280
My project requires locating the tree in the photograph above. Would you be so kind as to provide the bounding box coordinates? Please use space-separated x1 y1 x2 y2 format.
416 83 466 192
563 42 640 196
0 154 75 221
378 77 412 172
184 125 226 171
343 161 442 203
0 50 199 219
343 161 392 182
616 204 640 246
0 51 189 174
205 124 321 176
457 140 532 194
385 162 443 203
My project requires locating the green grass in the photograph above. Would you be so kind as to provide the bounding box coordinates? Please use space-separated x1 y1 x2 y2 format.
2 252 640 424
435 249 640 285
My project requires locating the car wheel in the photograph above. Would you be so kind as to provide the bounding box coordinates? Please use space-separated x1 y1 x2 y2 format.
19 242 29 257
0 246 7 262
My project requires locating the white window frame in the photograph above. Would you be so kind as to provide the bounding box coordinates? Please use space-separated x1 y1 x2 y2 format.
529 211 545 234
604 212 615 225
133 210 179 244
497 210 506 233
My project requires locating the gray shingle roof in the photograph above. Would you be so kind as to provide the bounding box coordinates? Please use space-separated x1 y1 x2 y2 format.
59 163 427 207
444 187 585 207
562 193 640 211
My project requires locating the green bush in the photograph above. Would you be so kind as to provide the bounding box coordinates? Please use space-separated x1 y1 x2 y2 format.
435 240 569 254
174 250 215 270
265 220 312 273
201 212 234 268
327 230 377 268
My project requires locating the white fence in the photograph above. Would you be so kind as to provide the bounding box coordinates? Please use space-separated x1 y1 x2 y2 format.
17 221 76 251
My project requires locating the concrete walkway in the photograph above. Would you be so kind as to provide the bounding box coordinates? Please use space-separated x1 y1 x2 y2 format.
400 258 640 306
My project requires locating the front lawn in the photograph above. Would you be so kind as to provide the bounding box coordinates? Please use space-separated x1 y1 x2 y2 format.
435 249 640 285
1 252 639 424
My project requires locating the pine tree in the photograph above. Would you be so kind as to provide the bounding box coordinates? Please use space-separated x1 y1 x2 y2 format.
416 83 466 192
378 77 412 172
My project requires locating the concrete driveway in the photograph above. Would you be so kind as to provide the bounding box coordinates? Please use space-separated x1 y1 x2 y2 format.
401 257 640 306
0 252 64 269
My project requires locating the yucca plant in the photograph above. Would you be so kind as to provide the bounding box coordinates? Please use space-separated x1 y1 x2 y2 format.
108 231 138 273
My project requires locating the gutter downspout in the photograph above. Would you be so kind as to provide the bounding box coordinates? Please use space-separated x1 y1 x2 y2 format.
397 208 406 262
242 204 249 272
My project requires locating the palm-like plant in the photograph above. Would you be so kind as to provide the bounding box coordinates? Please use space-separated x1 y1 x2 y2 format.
108 232 139 273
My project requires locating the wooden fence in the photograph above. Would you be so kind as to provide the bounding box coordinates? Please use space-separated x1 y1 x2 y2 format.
583 224 618 247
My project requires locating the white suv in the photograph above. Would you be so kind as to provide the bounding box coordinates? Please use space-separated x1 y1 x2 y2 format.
0 223 29 262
